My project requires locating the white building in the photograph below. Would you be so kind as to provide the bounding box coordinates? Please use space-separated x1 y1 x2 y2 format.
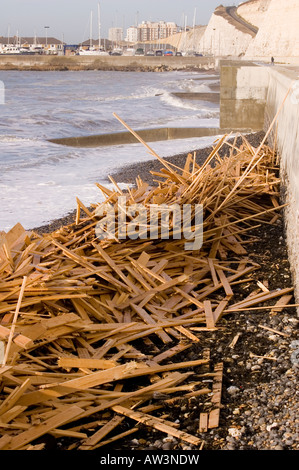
137 21 178 42
125 26 138 43
108 27 123 43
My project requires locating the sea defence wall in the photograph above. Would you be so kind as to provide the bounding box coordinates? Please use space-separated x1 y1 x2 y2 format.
220 62 299 307
49 127 230 148
0 54 216 71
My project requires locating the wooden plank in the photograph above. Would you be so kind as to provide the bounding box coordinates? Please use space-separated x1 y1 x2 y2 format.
2 276 27 366
152 343 192 363
216 269 234 298
58 357 118 369
130 303 172 344
78 415 124 450
213 300 229 324
0 434 12 450
0 405 27 424
112 405 202 446
270 294 293 313
203 300 215 328
0 378 31 417
199 413 209 433
5 405 84 450
208 363 223 429
227 287 294 311
0 325 33 350
17 363 138 407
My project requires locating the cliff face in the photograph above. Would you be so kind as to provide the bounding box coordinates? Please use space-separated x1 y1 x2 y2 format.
237 0 271 29
197 6 255 57
166 0 299 62
157 26 206 52
244 0 299 60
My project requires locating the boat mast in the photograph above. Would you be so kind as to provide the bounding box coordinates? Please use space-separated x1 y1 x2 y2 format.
90 11 93 48
98 2 101 49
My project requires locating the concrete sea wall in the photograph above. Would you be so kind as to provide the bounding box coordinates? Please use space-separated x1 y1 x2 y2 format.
0 55 216 71
220 62 299 306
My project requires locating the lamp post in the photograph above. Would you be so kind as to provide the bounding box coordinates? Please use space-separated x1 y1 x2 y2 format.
44 26 50 49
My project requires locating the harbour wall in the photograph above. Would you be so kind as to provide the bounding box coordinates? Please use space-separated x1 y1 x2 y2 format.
0 54 216 71
220 62 299 308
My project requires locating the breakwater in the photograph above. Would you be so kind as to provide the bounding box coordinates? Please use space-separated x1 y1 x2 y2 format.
0 55 216 72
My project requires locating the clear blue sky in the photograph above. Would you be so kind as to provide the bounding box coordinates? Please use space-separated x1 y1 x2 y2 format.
0 0 235 44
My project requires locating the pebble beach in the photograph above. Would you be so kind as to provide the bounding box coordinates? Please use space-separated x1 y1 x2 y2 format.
32 132 298 451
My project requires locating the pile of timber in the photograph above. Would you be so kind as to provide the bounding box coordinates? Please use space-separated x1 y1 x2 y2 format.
0 130 294 450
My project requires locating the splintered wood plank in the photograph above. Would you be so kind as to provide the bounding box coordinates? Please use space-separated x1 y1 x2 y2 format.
130 303 172 344
78 415 125 450
227 287 294 311
95 244 139 294
1 223 26 251
213 300 229 324
17 363 138 407
73 372 190 418
58 357 118 370
4 405 84 450
208 258 219 286
2 276 27 366
0 378 31 417
0 405 27 424
204 300 215 328
0 434 12 450
0 325 33 350
112 405 202 446
216 269 234 298
174 325 200 342
208 363 224 429
199 413 209 433
92 427 139 449
270 294 293 313
152 343 192 364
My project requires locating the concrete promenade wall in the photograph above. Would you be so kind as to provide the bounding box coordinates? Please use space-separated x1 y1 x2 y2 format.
220 62 299 306
265 68 299 305
0 55 216 71
220 64 270 130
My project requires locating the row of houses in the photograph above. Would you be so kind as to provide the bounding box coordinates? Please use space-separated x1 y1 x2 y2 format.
0 36 64 54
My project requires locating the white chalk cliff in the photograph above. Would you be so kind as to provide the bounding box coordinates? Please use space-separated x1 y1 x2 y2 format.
163 0 299 63
244 0 299 60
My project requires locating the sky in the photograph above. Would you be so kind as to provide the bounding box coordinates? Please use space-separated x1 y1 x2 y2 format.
0 0 235 44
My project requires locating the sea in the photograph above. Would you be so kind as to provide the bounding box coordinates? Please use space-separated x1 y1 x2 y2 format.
0 69 220 232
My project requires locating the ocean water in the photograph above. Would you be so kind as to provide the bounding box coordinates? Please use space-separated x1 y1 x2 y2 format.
0 70 220 232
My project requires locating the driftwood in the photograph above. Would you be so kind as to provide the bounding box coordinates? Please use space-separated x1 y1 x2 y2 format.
0 125 292 450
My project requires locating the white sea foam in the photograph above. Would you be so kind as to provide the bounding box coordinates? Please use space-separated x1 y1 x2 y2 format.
0 70 220 231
